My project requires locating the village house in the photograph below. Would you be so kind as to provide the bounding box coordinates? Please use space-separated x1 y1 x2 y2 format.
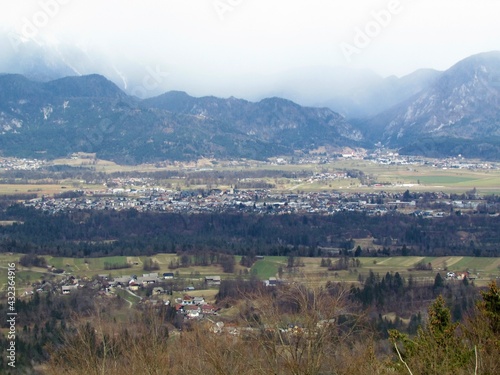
61 284 78 295
264 277 278 287
137 275 159 287
193 296 205 305
202 304 217 315
456 271 470 280
205 276 221 286
182 295 195 305
183 305 201 319
152 287 165 295
113 276 131 287
129 281 140 291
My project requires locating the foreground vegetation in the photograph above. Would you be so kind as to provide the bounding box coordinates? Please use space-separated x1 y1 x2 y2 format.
1 280 498 375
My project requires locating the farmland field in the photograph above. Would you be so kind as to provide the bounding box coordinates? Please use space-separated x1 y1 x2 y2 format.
1 253 499 291
416 176 478 184
2 156 500 197
251 258 282 279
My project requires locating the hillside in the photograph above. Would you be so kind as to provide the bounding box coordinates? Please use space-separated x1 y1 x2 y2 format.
0 74 363 163
363 51 500 159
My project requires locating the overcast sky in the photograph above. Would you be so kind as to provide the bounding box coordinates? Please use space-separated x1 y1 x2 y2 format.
2 0 500 99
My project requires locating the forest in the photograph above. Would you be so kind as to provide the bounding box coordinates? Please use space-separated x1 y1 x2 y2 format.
1 204 499 258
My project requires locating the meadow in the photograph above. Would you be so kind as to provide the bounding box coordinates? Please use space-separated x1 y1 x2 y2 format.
1 253 499 292
2 156 500 197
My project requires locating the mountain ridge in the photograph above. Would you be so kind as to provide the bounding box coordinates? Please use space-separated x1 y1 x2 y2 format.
361 51 500 158
0 73 364 163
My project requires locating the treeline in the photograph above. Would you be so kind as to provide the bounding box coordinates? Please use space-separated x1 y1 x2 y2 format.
1 204 500 258
104 261 131 270
0 165 352 189
0 193 37 201
0 165 105 184
19 254 47 268
168 252 235 273
350 270 479 330
143 258 160 271
321 256 362 270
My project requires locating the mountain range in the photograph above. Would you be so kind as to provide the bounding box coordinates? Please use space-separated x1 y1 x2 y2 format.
0 74 363 163
360 51 500 159
0 51 499 163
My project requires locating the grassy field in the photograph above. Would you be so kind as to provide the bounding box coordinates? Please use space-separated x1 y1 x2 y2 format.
1 252 499 291
291 256 500 287
363 165 500 193
2 156 500 196
0 256 52 293
251 257 283 279
416 176 478 184
248 255 500 287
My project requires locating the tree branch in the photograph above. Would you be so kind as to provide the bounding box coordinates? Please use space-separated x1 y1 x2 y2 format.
394 342 414 375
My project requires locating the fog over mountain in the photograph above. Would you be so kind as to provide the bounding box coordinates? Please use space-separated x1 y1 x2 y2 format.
0 35 442 118
1 0 500 117
0 51 499 162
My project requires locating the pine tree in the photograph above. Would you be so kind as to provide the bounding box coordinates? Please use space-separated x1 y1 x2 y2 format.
479 280 500 333
389 295 473 374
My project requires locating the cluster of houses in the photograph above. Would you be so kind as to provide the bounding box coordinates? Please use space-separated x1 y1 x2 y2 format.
368 150 498 170
106 273 221 319
113 273 163 290
174 295 219 319
0 157 46 171
23 272 223 322
22 185 497 218
23 274 97 296
23 270 222 298
446 271 474 280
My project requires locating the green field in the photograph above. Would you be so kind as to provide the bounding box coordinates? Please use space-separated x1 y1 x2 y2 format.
251 258 283 279
250 255 500 284
86 256 129 270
